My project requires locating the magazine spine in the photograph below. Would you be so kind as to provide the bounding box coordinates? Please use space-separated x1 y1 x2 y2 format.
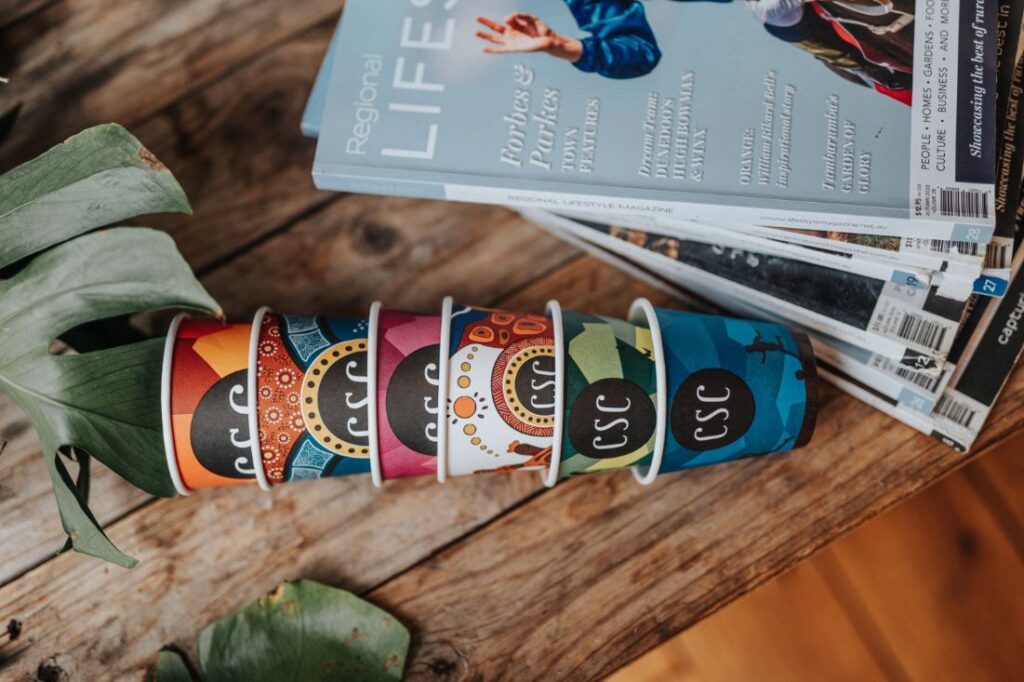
311 170 446 201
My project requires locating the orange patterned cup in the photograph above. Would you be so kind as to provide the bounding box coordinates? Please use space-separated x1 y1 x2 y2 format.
162 316 258 493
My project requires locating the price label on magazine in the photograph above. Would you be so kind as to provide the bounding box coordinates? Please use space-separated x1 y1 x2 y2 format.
933 389 989 441
868 283 959 358
868 353 952 401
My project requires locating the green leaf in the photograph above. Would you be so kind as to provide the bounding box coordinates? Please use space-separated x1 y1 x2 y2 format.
0 228 219 498
0 124 218 566
148 649 197 682
196 580 409 682
0 123 191 270
46 448 137 568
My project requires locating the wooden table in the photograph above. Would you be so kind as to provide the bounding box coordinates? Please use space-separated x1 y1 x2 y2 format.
1 2 1022 679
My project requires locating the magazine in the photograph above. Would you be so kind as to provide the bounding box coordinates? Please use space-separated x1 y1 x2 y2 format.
312 0 997 238
533 213 958 417
524 209 967 369
976 2 1024 294
561 208 944 286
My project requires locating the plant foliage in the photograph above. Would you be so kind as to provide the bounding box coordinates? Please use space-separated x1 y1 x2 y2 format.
0 125 220 566
149 580 410 682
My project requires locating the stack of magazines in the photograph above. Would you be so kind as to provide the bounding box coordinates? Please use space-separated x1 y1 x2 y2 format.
304 0 1021 453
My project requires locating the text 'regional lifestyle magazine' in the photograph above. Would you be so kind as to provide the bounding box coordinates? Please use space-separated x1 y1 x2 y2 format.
313 0 997 239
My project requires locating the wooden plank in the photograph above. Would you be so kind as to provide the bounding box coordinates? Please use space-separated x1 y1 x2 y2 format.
0 471 542 676
606 560 893 682
2 14 340 271
966 431 1024 547
0 1 52 29
198 197 579 320
820 468 1024 681
0 394 148 585
0 250 654 679
363 367 1024 680
136 18 339 270
0 0 341 168
612 434 1024 682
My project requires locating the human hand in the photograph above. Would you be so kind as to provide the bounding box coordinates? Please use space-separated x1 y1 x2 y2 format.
476 13 582 62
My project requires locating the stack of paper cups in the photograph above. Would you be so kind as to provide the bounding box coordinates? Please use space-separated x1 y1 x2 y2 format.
162 298 818 494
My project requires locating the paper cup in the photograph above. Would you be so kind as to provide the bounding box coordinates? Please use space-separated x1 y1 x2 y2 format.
444 304 556 476
557 310 660 479
376 308 443 480
636 308 818 477
165 316 259 491
253 312 373 484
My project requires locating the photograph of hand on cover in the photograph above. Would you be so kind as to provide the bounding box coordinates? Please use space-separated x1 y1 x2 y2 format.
475 0 913 103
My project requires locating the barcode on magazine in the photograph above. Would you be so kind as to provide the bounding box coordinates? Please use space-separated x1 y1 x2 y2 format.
896 313 948 352
916 239 982 256
894 366 941 393
939 189 989 220
934 395 978 430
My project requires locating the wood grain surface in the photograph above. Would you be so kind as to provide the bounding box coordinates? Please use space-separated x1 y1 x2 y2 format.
1 1 1022 679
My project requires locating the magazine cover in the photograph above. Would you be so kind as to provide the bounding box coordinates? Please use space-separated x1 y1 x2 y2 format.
313 0 996 238
525 209 967 367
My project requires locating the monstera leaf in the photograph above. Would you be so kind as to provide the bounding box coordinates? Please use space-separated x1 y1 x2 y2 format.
149 581 410 682
0 125 220 566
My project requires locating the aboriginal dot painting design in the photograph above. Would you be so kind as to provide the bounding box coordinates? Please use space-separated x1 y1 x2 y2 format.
446 306 556 476
255 313 372 484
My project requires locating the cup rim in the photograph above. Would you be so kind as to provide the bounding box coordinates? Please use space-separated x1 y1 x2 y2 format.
161 313 191 497
628 298 668 486
541 300 565 488
247 307 274 492
436 296 454 483
367 301 384 488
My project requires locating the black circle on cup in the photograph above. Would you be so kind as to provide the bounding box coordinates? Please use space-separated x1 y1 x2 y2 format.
385 344 441 456
568 378 657 459
316 350 370 447
513 354 557 418
190 370 256 479
670 369 755 451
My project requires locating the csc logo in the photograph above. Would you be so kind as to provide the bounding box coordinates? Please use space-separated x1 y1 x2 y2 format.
568 378 656 459
670 369 754 451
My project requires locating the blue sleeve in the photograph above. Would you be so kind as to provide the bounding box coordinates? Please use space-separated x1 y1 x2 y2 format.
563 0 662 79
